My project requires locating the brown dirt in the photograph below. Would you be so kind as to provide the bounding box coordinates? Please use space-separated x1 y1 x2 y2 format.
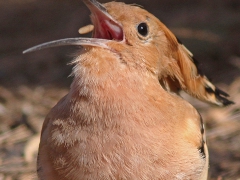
0 0 240 179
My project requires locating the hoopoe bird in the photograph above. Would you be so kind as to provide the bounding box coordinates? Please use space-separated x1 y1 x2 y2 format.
24 0 233 179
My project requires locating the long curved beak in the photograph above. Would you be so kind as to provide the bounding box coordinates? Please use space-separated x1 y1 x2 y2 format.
23 38 110 54
23 0 123 54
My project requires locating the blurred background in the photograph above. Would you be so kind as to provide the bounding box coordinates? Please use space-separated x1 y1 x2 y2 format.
0 0 239 179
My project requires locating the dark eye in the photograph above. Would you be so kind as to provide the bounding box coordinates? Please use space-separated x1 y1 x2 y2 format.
137 23 148 36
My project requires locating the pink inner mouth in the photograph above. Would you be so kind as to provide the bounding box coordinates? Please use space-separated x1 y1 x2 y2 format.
91 13 123 41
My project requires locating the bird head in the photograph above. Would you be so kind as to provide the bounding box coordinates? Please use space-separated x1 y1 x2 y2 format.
23 0 233 106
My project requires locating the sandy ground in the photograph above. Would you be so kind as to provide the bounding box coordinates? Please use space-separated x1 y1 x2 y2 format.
0 0 240 179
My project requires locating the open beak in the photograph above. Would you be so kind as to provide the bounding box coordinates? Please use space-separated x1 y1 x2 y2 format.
23 0 123 54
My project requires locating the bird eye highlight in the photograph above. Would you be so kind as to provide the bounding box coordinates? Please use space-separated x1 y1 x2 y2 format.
137 23 149 37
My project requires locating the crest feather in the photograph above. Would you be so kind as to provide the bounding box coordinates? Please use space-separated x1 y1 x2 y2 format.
160 26 234 106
